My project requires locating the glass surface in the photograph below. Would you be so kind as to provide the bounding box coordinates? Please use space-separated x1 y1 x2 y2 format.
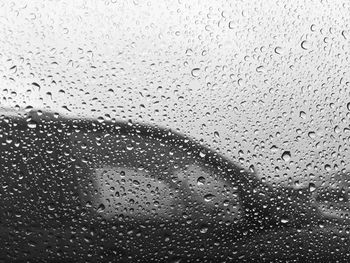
1 0 350 262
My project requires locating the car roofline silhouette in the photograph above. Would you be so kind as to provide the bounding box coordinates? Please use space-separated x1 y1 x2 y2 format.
0 107 256 183
0 108 322 225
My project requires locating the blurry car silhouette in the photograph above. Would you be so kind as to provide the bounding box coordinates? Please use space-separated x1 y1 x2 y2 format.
1 109 350 262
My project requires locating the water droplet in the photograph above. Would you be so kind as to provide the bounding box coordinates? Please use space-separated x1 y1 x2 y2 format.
324 164 331 172
185 48 193 56
97 203 105 213
256 66 264 73
299 111 306 119
342 30 347 40
214 131 220 138
281 151 291 162
310 24 316 32
280 216 289 224
191 68 200 77
31 82 41 91
274 46 282 55
200 226 208 233
197 176 206 186
270 145 279 152
46 149 53 154
308 131 316 139
300 40 309 50
204 194 215 202
228 21 235 29
334 126 340 134
9 65 17 73
62 105 71 112
126 144 134 150
309 183 316 192
27 121 37 129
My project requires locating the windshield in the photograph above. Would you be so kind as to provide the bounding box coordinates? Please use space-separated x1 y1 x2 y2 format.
1 0 350 262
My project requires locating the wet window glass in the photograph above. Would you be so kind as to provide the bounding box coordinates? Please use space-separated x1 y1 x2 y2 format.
1 1 350 262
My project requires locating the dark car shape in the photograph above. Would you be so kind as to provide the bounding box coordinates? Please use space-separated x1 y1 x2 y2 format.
1 109 350 262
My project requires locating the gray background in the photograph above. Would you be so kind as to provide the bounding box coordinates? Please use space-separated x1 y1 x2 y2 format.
1 0 350 187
